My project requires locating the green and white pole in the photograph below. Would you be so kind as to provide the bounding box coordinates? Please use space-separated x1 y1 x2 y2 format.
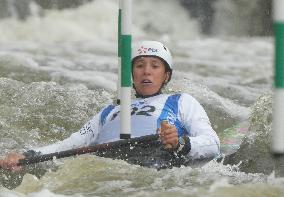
117 0 122 104
272 0 284 156
120 0 132 139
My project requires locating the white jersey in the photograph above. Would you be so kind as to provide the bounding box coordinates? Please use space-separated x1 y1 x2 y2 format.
34 93 220 160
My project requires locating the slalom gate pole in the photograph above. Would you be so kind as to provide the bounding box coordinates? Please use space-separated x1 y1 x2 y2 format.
120 0 132 139
272 0 284 156
117 0 122 104
272 0 284 176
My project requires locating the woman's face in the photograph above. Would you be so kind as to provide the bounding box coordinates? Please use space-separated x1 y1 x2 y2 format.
132 56 170 97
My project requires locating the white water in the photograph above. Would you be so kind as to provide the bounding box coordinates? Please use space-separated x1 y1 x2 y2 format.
0 0 282 196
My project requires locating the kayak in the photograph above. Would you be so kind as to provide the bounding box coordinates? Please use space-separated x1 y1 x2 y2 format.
18 121 249 170
1 122 248 189
219 121 249 156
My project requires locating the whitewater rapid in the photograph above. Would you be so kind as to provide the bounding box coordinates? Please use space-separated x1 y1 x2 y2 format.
0 0 283 196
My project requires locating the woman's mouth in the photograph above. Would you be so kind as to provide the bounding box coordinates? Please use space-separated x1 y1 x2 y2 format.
141 79 153 85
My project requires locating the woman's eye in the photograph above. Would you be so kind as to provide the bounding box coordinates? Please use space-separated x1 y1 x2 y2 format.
152 63 160 68
134 63 143 68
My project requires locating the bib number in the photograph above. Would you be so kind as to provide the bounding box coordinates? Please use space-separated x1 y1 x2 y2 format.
111 105 155 121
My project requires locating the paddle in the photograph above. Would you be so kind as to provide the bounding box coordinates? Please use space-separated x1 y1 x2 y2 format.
0 134 161 189
17 134 160 166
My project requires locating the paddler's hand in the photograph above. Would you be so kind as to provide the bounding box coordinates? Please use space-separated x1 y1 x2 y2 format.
158 121 178 150
0 152 25 172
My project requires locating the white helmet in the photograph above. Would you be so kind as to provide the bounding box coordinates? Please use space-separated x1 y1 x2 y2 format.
132 41 173 70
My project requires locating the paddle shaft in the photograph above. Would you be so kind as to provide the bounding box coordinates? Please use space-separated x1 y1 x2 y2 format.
18 134 160 166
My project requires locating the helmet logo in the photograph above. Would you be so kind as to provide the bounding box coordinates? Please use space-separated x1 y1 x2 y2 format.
138 46 158 54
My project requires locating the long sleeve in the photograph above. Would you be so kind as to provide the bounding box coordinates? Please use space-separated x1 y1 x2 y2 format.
180 94 220 160
33 113 100 155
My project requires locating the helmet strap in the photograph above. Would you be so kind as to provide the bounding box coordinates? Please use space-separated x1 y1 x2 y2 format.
134 90 162 99
133 80 168 99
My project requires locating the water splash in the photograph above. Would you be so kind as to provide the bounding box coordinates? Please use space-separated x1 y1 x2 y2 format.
0 78 113 153
223 94 276 174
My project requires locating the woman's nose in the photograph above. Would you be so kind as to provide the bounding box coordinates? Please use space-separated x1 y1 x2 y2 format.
143 64 151 74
